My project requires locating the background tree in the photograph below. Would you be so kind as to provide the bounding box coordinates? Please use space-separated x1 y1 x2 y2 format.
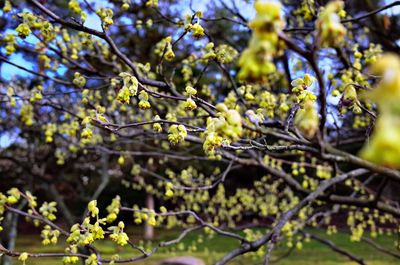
1 0 400 265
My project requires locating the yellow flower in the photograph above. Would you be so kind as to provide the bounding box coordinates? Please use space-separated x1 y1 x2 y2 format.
165 48 175 61
85 254 98 265
360 115 400 168
165 189 174 197
331 89 340 97
294 100 319 139
153 116 162 132
146 0 158 8
122 3 129 11
117 155 125 165
81 127 93 139
315 1 347 47
73 72 86 88
184 98 197 110
16 23 31 38
365 53 400 108
185 86 197 96
192 23 204 38
97 8 114 28
68 0 82 14
88 200 99 217
18 252 29 264
359 54 400 168
138 91 151 109
116 87 131 104
138 100 151 109
251 1 284 32
148 216 157 226
168 125 187 144
3 0 11 12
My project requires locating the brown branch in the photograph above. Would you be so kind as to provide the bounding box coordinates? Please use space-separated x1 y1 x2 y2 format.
324 145 400 183
342 1 400 24
215 169 368 265
0 56 71 85
27 0 167 89
306 233 366 265
361 237 400 259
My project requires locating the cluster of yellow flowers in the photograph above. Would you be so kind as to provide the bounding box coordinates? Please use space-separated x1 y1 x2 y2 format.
29 85 43 103
68 0 82 14
238 1 285 83
3 34 16 55
85 254 98 265
315 165 332 179
183 86 197 111
294 99 319 139
138 90 151 109
1 188 20 211
132 206 158 226
293 0 315 24
315 0 346 47
359 54 400 168
72 72 86 88
154 36 175 61
38 54 51 69
16 12 56 42
6 87 16 107
135 19 154 30
200 42 239 65
117 72 139 104
329 45 373 116
16 22 31 39
192 23 205 38
39 201 58 221
341 85 362 114
18 252 29 265
20 104 34 126
3 0 11 12
168 124 187 145
81 127 93 140
203 103 242 157
146 0 158 8
181 12 205 39
288 74 318 138
68 0 87 21
153 115 163 132
41 225 60 245
43 123 57 143
364 43 382 64
55 149 66 165
106 196 121 223
215 44 238 64
282 221 304 249
200 42 216 63
68 206 103 246
291 74 317 104
96 8 114 28
62 256 80 264
109 221 129 246
165 182 174 197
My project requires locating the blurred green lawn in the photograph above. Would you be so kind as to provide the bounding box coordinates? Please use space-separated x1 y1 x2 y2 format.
8 227 400 265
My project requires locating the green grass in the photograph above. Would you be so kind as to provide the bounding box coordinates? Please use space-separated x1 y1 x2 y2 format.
7 227 400 265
